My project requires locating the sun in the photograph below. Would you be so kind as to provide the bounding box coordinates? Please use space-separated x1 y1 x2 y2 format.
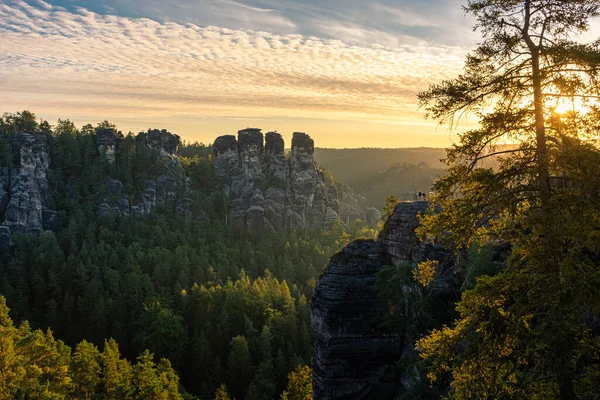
550 97 595 116
554 99 575 114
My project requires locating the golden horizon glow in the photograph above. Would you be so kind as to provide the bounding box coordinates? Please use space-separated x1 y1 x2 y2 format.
0 0 472 148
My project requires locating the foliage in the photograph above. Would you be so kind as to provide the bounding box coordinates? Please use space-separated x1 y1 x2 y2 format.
2 213 344 398
416 1 600 398
214 384 231 400
1 110 39 134
377 263 427 335
459 242 503 291
413 260 439 288
178 141 212 159
39 120 52 134
96 120 117 131
280 365 312 400
0 296 184 399
54 119 78 136
0 113 377 398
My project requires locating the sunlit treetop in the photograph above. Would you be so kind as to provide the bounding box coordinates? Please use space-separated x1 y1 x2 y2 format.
419 0 600 249
416 2 600 399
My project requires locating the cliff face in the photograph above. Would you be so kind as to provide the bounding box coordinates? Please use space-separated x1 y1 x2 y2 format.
0 127 378 244
95 128 121 164
311 201 454 399
0 132 57 245
212 129 374 231
96 129 192 219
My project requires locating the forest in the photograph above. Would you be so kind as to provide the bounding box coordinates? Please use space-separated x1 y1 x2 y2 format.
0 112 378 399
4 0 600 398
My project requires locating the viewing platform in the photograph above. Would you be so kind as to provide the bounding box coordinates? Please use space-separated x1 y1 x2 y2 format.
402 193 432 202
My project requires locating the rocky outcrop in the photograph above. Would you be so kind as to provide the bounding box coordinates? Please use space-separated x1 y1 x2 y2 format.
288 132 325 229
0 132 57 245
312 240 403 399
311 201 454 399
136 129 180 157
366 206 383 227
95 128 122 164
212 129 370 231
97 129 195 218
97 179 130 218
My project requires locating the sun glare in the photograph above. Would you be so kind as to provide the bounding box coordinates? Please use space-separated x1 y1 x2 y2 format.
550 97 595 116
554 99 575 114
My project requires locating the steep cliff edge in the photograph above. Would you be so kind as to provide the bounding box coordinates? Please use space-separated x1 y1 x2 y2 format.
0 132 57 245
212 129 375 230
311 201 454 399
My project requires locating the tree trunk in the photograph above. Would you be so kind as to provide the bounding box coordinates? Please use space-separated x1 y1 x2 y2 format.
523 0 550 204
531 48 551 203
560 376 576 400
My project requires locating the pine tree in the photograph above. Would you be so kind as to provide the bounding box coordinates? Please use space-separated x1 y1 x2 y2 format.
71 340 102 400
417 1 600 398
227 336 253 399
280 365 311 400
214 384 231 400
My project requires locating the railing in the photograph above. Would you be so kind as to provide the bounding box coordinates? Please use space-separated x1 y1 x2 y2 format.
403 193 430 202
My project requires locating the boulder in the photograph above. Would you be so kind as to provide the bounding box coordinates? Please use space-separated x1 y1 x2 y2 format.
265 131 284 155
213 135 238 156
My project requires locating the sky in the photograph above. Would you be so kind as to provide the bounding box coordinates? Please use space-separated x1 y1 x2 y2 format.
0 0 507 147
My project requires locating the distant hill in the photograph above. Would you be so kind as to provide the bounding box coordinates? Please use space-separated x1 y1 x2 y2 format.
314 147 448 208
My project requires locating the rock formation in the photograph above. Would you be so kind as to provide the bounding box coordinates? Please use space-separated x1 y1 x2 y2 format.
0 132 57 245
95 128 122 164
212 129 370 231
97 179 130 218
136 129 180 157
97 129 194 219
311 201 454 399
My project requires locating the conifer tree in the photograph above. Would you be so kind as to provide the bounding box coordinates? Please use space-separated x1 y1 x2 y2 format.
417 1 600 398
280 365 311 400
71 340 102 400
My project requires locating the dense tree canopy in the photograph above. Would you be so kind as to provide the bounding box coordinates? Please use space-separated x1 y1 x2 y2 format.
0 114 378 399
0 296 184 399
1 110 39 134
417 0 600 398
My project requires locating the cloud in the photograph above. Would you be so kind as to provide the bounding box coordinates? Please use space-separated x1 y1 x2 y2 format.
0 0 470 145
91 0 298 34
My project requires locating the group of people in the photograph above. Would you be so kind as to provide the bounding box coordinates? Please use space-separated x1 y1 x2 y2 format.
416 190 427 201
